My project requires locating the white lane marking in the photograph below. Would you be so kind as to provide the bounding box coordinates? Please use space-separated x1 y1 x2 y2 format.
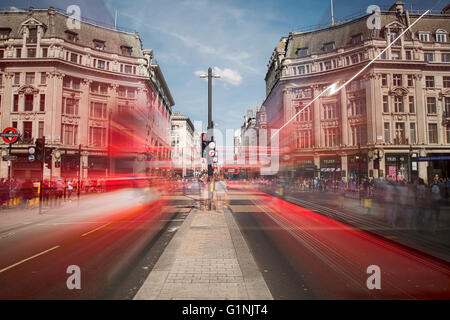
81 222 111 237
0 245 60 274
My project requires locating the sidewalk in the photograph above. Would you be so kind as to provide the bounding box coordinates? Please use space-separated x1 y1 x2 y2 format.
134 206 272 300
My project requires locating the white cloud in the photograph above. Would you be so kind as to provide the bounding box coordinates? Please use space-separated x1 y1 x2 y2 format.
195 68 242 86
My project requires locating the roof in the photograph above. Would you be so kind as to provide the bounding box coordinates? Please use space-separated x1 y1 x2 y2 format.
285 10 450 59
0 7 143 58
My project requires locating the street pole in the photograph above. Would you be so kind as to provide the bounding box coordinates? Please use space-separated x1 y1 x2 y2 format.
39 136 45 215
208 67 213 130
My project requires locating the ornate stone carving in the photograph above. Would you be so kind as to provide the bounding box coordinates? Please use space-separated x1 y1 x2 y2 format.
18 85 40 95
388 87 409 96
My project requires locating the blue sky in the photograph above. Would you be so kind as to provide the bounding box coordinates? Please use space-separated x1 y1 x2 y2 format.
2 0 439 133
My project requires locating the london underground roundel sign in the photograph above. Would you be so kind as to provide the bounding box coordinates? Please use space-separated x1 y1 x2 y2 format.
1 127 20 144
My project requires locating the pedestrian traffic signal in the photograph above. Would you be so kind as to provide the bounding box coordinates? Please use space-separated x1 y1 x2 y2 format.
201 133 208 157
35 137 45 161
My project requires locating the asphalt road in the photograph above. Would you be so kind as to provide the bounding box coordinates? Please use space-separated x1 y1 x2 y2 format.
228 187 450 299
0 189 189 299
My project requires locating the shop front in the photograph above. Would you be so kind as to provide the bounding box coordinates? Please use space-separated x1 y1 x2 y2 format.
88 156 108 178
294 157 315 179
422 153 450 181
384 154 409 181
11 155 42 180
320 157 341 180
348 154 368 181
61 154 80 179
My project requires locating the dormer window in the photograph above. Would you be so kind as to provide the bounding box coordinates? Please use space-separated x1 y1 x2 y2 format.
93 39 105 50
389 30 401 46
351 34 363 45
0 28 10 40
65 30 78 42
121 46 132 56
323 42 335 52
418 31 430 42
27 27 37 43
436 29 447 43
296 47 308 58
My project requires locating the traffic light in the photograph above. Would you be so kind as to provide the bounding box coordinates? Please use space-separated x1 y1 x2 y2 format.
55 160 61 168
44 149 52 169
35 137 45 161
373 157 380 170
201 133 208 157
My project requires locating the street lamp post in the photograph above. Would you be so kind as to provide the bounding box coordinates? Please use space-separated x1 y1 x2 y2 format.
199 67 220 176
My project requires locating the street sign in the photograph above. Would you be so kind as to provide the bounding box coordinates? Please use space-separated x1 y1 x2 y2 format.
208 150 216 157
1 127 20 144
212 157 218 163
28 147 35 154
2 155 17 161
28 154 35 162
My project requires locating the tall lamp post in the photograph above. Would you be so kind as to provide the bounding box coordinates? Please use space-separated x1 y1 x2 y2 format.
199 67 220 176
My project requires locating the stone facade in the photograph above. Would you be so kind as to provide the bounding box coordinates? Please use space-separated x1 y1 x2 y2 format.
264 2 450 183
0 7 174 180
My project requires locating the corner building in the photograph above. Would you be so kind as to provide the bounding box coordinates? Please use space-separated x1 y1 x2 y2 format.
264 2 450 183
0 7 174 180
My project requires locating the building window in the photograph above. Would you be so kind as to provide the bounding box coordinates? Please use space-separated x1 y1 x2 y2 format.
298 65 305 74
383 95 389 113
39 94 45 112
394 96 403 113
70 52 78 63
410 123 416 144
25 72 35 85
24 94 33 111
445 97 450 117
63 76 81 90
405 50 412 60
391 50 401 60
118 104 134 113
324 61 332 70
381 74 387 86
42 47 48 58
90 102 107 119
443 76 450 88
323 103 339 119
393 74 402 86
0 49 3 59
407 74 414 87
296 47 308 58
395 122 405 144
442 53 450 62
428 123 438 144
89 127 107 147
419 32 430 42
23 121 32 142
351 34 363 45
351 54 358 64
408 96 415 113
447 125 450 144
38 121 44 139
62 97 79 115
124 65 133 74
323 42 335 52
351 125 367 146
384 122 390 143
61 124 78 145
27 48 36 58
121 46 132 56
27 27 37 43
40 73 46 85
425 76 435 88
346 56 350 65
424 52 434 62
90 82 108 94
16 48 21 58
118 86 136 98
296 105 312 122
0 29 10 39
97 60 105 69
93 39 105 50
14 72 20 85
390 31 401 45
65 30 78 42
350 99 365 116
13 94 18 112
298 130 312 148
436 30 447 43
12 121 17 129
427 97 437 114
324 127 340 147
